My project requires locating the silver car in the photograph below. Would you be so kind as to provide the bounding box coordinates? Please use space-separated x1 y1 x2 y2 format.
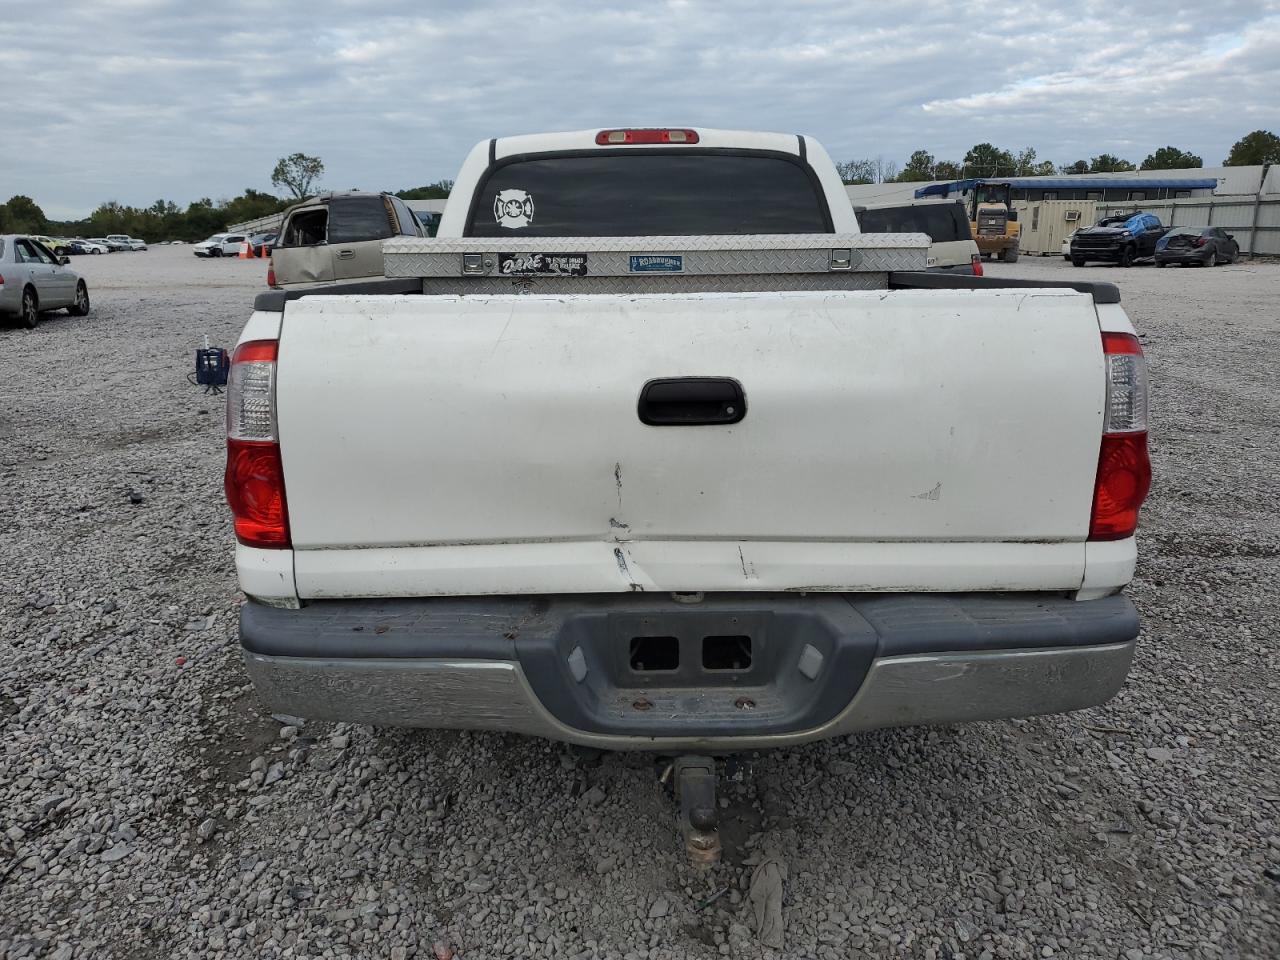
0 235 91 328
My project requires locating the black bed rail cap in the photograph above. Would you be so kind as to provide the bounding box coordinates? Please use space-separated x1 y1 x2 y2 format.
253 277 422 313
889 271 1120 304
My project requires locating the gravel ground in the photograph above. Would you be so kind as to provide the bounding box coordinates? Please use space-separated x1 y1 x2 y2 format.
1 247 1277 960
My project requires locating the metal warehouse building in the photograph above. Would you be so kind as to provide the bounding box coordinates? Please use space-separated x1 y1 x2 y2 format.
848 165 1280 257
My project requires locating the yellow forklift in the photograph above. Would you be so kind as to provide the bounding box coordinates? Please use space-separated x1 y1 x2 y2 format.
915 179 1021 262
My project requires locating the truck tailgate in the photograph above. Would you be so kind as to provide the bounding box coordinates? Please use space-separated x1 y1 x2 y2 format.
275 288 1106 597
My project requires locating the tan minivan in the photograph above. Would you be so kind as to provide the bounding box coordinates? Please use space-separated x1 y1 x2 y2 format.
269 192 423 287
854 199 982 274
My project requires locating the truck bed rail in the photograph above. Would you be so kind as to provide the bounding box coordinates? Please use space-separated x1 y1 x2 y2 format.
888 271 1120 304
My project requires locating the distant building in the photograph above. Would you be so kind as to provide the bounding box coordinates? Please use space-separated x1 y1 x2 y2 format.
846 164 1277 207
915 175 1217 204
404 198 447 217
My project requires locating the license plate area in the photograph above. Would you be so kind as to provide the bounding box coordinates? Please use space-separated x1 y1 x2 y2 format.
610 611 770 688
513 594 880 737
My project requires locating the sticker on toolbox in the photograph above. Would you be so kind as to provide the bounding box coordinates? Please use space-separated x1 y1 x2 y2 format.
629 254 684 273
493 189 535 229
498 253 588 276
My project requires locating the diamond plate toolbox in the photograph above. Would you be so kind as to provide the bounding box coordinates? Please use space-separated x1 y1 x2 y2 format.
383 233 930 283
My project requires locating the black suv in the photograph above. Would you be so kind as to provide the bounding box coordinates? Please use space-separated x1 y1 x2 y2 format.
1071 212 1167 267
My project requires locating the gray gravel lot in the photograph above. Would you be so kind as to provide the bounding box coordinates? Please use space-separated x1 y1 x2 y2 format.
1 247 1277 959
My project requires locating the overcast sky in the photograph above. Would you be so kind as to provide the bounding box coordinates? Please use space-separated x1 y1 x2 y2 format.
4 0 1278 219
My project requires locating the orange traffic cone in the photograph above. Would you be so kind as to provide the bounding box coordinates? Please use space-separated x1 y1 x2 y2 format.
238 240 253 259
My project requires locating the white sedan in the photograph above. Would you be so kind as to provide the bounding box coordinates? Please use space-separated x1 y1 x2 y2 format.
193 234 248 257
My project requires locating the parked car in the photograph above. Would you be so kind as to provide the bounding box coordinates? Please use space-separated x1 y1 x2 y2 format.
105 234 146 251
68 240 108 255
854 199 982 274
1070 212 1167 267
1154 226 1240 267
0 235 91 328
30 235 71 256
88 237 129 251
248 232 277 257
230 126 1149 831
413 210 442 237
193 234 248 257
269 192 423 287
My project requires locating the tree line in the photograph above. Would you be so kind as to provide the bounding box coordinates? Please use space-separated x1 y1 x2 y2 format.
0 152 454 242
4 133 1278 237
836 129 1280 184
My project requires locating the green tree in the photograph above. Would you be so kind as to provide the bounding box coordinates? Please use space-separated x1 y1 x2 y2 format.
86 201 128 235
396 180 454 201
835 159 876 184
1059 160 1090 175
3 195 48 233
221 188 290 226
1014 147 1040 176
933 160 963 180
271 153 325 199
1089 154 1136 173
1032 160 1057 176
1142 146 1202 170
1223 130 1280 166
962 143 1016 178
895 150 935 182
184 198 227 240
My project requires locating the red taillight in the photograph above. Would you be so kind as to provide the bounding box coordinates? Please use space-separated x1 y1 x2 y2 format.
595 128 699 145
225 439 290 548
1090 434 1151 540
1089 332 1151 540
225 339 290 548
1192 236 1207 248
231 340 278 366
970 253 983 277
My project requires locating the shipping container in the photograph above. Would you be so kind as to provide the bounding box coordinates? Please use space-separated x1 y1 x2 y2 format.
1013 199 1100 256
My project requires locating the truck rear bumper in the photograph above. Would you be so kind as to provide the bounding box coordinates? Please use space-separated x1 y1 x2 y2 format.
240 593 1138 751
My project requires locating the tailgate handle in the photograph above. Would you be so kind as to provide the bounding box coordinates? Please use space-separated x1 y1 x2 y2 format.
638 378 746 426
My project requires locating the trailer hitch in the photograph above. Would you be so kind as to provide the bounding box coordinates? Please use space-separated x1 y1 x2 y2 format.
672 756 721 867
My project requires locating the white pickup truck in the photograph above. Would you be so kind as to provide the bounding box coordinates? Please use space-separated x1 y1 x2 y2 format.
226 127 1150 760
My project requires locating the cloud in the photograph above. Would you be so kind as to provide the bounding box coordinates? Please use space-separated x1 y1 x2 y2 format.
2 0 1278 218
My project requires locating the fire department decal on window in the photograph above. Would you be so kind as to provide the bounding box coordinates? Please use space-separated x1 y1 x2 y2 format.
493 189 535 229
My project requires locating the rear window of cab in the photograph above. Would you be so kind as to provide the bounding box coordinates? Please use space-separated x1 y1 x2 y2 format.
466 152 831 237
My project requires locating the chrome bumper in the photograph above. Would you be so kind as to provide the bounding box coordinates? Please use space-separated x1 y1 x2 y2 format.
242 639 1135 752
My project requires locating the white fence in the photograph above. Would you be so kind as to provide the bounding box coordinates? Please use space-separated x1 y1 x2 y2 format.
227 212 286 235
